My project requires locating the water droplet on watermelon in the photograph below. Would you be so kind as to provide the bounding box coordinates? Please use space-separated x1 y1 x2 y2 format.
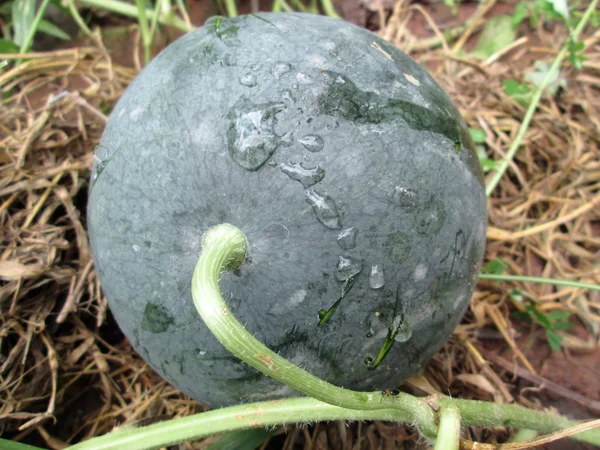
390 186 426 211
239 74 258 87
299 134 324 152
305 190 341 229
226 100 292 171
369 264 385 289
416 198 446 236
281 89 295 104
297 73 314 84
280 161 325 187
336 227 358 250
273 62 291 79
335 255 362 281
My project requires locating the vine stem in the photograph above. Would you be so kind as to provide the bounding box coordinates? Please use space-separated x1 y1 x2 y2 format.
485 0 599 196
189 224 600 446
224 0 238 17
13 224 598 450
190 223 439 438
435 401 461 450
62 398 412 450
78 0 191 32
478 273 600 291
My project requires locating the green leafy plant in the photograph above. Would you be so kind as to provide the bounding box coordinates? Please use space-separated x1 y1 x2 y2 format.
512 0 565 28
511 0 590 72
511 291 574 350
471 15 516 60
503 59 567 106
502 79 533 106
0 0 71 52
567 38 587 69
482 257 510 275
469 128 497 173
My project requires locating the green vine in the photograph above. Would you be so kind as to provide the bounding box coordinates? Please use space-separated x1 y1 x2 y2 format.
6 224 600 450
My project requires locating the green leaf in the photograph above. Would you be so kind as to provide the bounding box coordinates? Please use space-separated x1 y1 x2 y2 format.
545 0 568 19
207 428 279 450
37 19 71 40
546 330 563 351
528 305 552 329
508 288 535 304
0 2 14 16
0 38 20 53
513 310 531 322
49 0 70 15
568 39 587 70
552 320 574 331
476 145 496 173
524 60 567 97
469 128 487 144
512 1 530 28
11 0 36 47
502 79 533 106
471 15 516 60
545 310 571 321
482 258 508 275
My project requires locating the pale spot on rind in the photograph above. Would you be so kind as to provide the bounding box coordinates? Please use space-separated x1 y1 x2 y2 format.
413 264 428 281
370 41 393 61
453 294 466 310
404 73 421 86
129 106 144 121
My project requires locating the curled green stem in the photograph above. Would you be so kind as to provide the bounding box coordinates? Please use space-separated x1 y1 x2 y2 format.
191 224 600 447
191 224 438 439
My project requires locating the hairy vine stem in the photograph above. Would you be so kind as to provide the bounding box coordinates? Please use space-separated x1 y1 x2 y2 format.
190 224 439 438
9 223 598 450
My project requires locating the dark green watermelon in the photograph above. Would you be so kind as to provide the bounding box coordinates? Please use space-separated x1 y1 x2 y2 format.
88 12 487 408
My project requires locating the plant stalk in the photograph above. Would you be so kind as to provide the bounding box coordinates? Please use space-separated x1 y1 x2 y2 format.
435 401 461 450
225 0 238 17
191 224 600 447
65 398 411 450
479 273 600 291
78 0 191 32
19 0 52 54
191 224 439 439
134 0 152 63
319 0 340 18
446 398 600 445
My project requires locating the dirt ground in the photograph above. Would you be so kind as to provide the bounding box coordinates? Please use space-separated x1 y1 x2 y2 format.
1 0 599 448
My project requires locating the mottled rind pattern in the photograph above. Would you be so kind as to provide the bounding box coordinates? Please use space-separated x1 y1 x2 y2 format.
88 13 487 408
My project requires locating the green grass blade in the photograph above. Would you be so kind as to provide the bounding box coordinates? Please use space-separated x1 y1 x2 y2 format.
37 19 71 40
11 0 36 46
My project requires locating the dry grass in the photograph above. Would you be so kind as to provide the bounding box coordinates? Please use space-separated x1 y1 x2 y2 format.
1 2 599 449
